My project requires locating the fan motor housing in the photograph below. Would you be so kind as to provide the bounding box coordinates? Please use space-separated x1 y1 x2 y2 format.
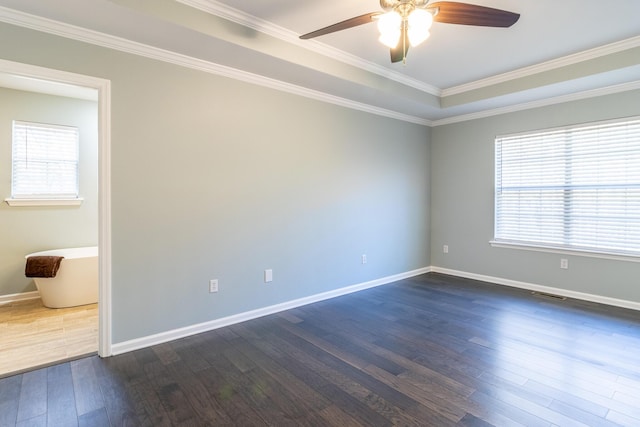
380 0 429 12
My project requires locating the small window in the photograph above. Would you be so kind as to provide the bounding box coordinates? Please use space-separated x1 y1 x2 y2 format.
494 116 640 258
10 120 80 200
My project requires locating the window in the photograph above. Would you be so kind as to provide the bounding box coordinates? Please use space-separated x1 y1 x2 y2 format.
9 120 80 204
494 117 640 258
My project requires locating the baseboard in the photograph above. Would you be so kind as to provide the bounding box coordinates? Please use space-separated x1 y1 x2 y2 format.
430 266 640 312
111 266 431 355
0 291 40 305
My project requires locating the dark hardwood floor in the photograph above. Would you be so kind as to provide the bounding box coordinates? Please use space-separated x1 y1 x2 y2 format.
1 272 640 426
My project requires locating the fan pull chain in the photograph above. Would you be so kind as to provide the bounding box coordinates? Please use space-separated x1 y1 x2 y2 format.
402 20 407 64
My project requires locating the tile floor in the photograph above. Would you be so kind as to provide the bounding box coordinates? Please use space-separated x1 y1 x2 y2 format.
0 298 97 377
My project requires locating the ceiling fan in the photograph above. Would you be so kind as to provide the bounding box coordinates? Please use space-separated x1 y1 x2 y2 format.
299 1 520 64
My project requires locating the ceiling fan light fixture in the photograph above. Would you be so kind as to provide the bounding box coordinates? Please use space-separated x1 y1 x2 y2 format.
300 1 520 63
408 8 433 30
407 8 432 46
408 28 430 47
379 30 401 48
377 11 402 48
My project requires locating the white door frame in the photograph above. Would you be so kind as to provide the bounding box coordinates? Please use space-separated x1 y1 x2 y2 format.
0 59 112 357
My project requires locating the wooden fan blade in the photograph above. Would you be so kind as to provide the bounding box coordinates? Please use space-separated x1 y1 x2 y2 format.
299 12 380 39
428 1 520 27
390 27 409 63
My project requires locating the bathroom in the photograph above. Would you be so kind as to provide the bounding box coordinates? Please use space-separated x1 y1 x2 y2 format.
0 79 98 377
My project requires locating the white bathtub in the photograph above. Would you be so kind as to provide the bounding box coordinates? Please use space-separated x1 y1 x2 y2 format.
25 246 98 308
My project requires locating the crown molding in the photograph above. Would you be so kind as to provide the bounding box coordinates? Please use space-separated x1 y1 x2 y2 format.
1 4 637 129
0 6 430 126
177 0 441 96
443 35 640 97
432 80 640 126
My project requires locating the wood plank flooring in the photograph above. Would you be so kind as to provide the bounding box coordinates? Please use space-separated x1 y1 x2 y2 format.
0 300 98 377
1 272 640 426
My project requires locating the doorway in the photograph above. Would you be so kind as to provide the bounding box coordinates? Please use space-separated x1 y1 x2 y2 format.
0 59 111 372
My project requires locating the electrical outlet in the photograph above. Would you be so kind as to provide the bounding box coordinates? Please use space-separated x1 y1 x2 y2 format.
264 269 273 283
209 279 218 293
443 245 449 254
361 254 367 264
560 259 568 269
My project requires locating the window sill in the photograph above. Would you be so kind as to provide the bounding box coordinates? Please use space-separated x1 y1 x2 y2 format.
490 240 640 263
5 198 84 207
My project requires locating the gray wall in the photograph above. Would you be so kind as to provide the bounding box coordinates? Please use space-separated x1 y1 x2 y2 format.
431 89 640 303
0 23 431 343
0 87 98 296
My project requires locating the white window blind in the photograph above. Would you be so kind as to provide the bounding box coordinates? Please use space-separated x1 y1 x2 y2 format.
495 116 640 257
11 120 79 199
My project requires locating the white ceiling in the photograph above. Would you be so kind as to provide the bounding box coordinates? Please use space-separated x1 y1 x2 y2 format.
0 0 639 125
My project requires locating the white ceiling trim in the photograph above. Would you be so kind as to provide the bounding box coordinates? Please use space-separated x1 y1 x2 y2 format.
177 0 441 96
1 5 635 128
433 80 640 127
443 35 640 96
0 6 431 126
178 0 640 102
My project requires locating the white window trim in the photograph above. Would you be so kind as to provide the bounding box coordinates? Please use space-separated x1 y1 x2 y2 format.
490 240 640 263
4 197 84 207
